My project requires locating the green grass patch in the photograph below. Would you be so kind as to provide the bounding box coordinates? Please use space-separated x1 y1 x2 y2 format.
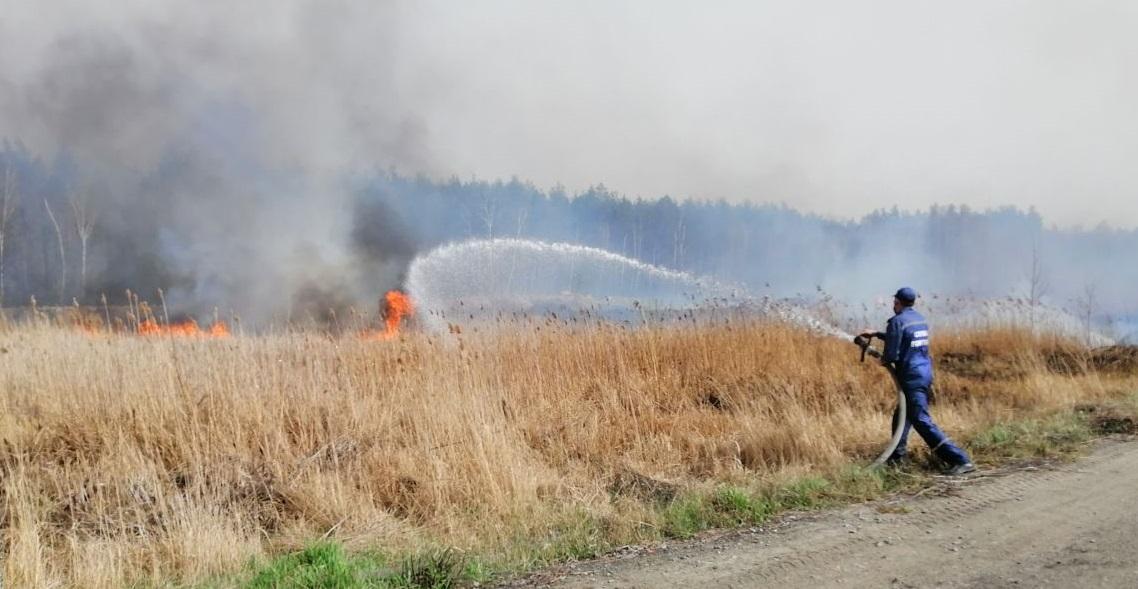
245 542 387 589
968 412 1093 460
661 476 847 539
771 476 830 509
388 549 466 589
537 511 608 562
711 486 774 525
659 495 713 538
659 489 770 539
830 465 924 499
236 543 468 589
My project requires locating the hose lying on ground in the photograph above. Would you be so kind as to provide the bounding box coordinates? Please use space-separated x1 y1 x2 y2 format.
853 335 907 468
870 369 907 468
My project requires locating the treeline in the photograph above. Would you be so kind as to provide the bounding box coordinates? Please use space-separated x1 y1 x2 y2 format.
2 140 1136 317
363 174 1137 314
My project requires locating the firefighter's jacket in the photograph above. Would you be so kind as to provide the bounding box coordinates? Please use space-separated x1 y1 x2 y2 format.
881 307 933 390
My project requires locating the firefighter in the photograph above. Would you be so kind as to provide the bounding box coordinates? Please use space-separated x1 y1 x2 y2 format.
861 287 975 475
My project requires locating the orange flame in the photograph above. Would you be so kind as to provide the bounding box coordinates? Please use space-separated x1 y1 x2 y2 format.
362 290 414 340
208 321 230 337
384 290 414 337
137 318 230 338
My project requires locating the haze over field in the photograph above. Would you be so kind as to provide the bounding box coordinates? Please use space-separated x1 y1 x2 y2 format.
0 1 1134 325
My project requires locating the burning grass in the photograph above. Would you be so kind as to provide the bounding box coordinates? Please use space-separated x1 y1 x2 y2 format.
0 318 1134 587
360 290 415 341
137 318 231 338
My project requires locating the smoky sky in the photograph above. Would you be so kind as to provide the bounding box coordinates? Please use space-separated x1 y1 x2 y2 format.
3 1 1137 229
405 1 1138 228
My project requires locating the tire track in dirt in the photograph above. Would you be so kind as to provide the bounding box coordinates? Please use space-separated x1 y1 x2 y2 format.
534 439 1138 588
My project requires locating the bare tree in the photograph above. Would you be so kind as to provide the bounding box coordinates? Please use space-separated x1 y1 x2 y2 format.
70 190 98 300
477 190 498 239
514 201 529 238
43 198 67 304
0 165 19 307
1027 242 1049 330
1075 282 1098 346
672 211 687 269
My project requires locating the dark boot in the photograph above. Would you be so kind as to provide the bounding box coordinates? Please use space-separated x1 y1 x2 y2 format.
943 462 976 476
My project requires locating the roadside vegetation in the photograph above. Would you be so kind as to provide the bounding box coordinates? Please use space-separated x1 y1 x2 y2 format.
1 316 1135 587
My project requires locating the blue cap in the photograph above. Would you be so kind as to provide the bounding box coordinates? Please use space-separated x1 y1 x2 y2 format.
894 287 917 304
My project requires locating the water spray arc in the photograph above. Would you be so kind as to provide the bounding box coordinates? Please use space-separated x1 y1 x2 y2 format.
404 238 852 337
405 238 732 333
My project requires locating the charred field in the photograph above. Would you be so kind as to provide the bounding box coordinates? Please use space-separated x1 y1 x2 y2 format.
1 313 1136 587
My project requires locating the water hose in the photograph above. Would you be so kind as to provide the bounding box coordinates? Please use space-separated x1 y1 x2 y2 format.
853 335 907 468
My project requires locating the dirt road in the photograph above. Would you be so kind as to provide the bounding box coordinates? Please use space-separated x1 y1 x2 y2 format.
534 439 1138 588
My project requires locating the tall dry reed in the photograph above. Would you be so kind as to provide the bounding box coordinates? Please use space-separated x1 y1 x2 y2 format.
0 319 1132 586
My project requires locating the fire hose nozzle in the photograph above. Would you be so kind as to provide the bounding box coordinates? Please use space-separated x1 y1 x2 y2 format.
853 334 882 362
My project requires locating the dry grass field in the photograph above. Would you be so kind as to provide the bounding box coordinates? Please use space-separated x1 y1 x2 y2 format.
1 315 1135 587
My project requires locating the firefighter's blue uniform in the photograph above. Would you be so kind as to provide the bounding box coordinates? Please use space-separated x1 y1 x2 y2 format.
880 306 971 466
